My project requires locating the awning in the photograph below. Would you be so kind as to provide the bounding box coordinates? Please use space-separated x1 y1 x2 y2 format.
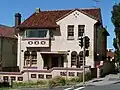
40 51 68 55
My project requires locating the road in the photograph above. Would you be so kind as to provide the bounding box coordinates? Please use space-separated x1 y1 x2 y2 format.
83 83 120 90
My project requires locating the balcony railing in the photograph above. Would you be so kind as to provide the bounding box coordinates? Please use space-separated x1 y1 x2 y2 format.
22 38 50 47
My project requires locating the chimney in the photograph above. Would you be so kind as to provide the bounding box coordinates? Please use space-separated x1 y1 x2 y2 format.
36 8 40 13
15 13 21 27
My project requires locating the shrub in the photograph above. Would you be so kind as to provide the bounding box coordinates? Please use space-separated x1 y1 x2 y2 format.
37 80 47 85
85 72 92 81
48 76 66 87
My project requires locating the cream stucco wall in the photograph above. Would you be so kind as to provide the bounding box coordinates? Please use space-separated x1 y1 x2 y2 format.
51 10 97 68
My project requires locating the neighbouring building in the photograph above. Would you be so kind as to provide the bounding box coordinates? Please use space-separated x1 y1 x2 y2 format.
0 24 17 72
0 8 109 82
107 49 114 62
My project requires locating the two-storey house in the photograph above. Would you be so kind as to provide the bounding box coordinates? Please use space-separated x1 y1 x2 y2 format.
15 8 109 81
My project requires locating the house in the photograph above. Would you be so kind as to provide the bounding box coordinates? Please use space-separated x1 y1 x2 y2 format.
13 8 109 81
0 8 109 82
0 24 17 72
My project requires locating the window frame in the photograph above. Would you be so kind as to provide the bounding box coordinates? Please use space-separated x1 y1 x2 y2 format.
24 29 49 38
78 25 85 37
67 25 74 40
71 51 77 66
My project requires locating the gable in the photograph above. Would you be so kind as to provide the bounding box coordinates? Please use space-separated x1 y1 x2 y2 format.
56 10 98 24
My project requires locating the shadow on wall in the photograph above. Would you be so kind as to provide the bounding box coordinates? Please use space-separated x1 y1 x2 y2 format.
100 61 115 77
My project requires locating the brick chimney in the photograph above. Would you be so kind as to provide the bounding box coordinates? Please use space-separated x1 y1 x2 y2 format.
15 13 21 27
36 8 41 13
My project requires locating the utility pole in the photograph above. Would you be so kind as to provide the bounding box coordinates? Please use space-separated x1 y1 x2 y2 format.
83 33 85 85
79 34 90 86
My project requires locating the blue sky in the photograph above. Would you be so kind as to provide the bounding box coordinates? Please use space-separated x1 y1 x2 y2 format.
0 0 120 49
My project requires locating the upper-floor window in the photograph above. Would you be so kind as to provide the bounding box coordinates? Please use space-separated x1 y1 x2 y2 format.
67 25 74 39
25 29 49 38
78 25 85 37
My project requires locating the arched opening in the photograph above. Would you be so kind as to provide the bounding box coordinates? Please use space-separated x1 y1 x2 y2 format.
71 51 77 67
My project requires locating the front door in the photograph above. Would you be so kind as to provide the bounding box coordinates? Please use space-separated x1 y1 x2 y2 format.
52 56 58 67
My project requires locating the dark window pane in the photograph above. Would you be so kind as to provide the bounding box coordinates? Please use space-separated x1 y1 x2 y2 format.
78 25 85 37
26 29 48 38
68 25 74 37
31 74 36 78
38 74 44 79
18 77 23 81
69 72 75 76
60 72 67 76
46 75 52 79
3 76 8 82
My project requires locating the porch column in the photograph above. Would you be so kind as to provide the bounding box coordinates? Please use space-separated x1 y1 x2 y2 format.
37 52 43 69
64 54 71 68
67 53 71 68
20 51 24 71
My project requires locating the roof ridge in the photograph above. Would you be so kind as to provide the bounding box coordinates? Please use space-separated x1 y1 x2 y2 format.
41 8 100 12
0 24 13 28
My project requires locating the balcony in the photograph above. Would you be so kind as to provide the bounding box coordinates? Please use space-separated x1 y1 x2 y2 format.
22 38 50 47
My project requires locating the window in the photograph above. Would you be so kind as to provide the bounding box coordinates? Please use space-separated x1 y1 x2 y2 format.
24 51 37 66
3 76 8 81
78 25 85 37
38 74 44 79
69 72 75 76
10 76 16 81
31 51 37 65
67 25 74 39
71 51 77 66
46 75 52 79
60 72 67 76
77 72 82 76
18 77 23 81
31 74 36 78
25 29 49 38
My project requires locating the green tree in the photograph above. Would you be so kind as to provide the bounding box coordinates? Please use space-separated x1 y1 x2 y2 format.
112 3 120 62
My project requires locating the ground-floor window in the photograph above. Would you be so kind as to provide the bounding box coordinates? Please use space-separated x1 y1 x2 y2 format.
24 51 37 67
17 77 23 81
31 74 36 78
71 51 77 66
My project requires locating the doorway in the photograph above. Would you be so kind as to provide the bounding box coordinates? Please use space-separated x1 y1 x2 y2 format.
51 56 58 67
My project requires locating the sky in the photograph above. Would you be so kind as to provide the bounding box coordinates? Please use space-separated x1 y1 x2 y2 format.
0 0 120 50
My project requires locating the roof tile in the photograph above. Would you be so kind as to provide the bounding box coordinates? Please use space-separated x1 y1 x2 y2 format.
19 8 101 28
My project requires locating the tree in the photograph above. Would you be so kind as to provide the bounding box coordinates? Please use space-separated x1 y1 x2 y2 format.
112 3 120 62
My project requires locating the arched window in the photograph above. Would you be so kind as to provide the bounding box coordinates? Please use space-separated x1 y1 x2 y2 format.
24 51 30 66
31 51 37 65
71 51 77 66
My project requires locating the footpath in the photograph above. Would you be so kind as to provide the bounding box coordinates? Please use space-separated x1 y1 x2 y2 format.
75 73 120 87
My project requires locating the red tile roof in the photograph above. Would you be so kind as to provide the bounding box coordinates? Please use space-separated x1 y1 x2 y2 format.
18 8 102 29
107 51 114 58
0 24 15 38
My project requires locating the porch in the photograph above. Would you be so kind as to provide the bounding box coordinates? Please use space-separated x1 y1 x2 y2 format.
41 51 67 69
